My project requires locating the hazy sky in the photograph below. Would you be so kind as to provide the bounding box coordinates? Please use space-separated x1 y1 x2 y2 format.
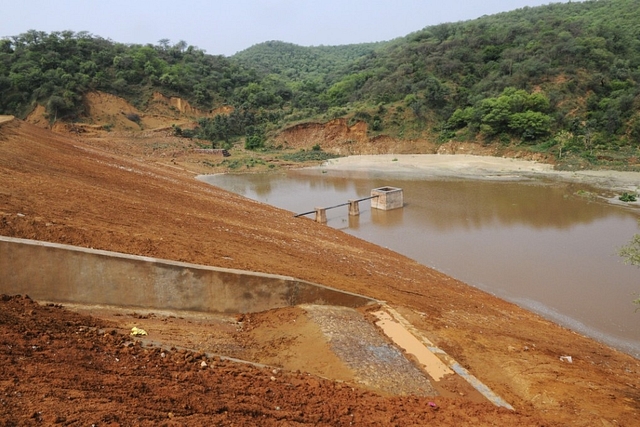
1 1 575 56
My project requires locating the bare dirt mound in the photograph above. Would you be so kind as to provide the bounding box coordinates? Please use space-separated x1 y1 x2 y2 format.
24 104 49 128
1 119 639 426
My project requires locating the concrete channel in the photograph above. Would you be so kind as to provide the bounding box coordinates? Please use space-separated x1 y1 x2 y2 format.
0 235 513 408
0 236 375 313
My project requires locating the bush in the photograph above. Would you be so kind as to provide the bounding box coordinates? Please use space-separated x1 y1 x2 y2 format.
245 134 264 150
619 192 638 202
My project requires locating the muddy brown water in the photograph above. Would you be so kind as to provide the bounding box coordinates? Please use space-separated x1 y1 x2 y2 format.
200 170 640 358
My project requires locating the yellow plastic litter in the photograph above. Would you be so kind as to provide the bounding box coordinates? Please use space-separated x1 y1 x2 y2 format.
130 327 148 336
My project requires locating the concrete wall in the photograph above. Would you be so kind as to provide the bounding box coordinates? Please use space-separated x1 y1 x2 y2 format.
0 236 375 313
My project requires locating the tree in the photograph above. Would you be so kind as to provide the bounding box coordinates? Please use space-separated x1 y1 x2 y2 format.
620 231 640 267
45 94 74 123
244 126 265 150
619 220 640 308
508 111 551 140
554 130 574 159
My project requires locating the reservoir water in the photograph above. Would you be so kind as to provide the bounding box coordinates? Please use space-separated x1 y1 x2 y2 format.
200 169 640 358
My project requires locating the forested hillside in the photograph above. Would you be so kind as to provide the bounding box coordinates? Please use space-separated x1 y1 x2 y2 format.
342 0 640 163
1 0 639 165
233 41 384 82
0 32 258 118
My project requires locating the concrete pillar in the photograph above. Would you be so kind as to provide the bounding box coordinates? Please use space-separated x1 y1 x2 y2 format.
348 200 360 216
314 207 327 224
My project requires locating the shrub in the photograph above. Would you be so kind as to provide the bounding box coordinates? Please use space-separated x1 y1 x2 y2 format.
280 150 341 162
619 192 638 202
245 134 265 150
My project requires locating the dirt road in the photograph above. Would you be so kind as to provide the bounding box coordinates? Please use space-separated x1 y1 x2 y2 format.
1 118 638 426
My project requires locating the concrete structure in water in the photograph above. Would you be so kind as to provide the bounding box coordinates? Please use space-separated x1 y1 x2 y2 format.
371 187 404 211
297 187 404 224
348 199 360 216
314 207 327 224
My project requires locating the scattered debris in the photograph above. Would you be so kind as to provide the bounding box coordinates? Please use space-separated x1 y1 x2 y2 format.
130 327 147 336
560 355 573 363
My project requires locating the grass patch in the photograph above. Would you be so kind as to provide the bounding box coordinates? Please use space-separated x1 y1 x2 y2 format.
280 150 341 162
220 157 266 170
575 189 596 200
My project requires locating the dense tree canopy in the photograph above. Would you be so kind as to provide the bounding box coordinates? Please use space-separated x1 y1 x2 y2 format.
0 30 257 118
1 0 639 162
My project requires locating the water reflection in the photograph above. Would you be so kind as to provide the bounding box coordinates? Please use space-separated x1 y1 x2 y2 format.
295 175 620 231
348 215 360 230
371 207 405 227
199 171 640 358
406 180 614 231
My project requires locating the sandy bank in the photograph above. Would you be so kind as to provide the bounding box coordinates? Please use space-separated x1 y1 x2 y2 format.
315 154 640 194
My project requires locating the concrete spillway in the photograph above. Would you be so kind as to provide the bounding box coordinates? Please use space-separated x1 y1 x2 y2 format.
0 235 514 408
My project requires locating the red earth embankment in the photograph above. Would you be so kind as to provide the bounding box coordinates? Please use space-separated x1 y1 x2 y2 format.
0 118 638 426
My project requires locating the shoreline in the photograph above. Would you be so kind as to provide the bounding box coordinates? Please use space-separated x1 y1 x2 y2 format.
311 154 640 196
302 153 640 357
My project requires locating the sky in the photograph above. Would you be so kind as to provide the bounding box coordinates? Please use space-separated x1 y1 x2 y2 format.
0 0 575 56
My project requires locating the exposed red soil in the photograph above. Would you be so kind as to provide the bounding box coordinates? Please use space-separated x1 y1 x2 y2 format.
1 115 639 426
273 118 555 165
2 295 536 426
273 119 441 156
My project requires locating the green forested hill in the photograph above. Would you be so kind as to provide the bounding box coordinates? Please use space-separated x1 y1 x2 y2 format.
231 41 385 115
338 0 640 159
1 0 639 165
233 40 384 82
0 32 259 118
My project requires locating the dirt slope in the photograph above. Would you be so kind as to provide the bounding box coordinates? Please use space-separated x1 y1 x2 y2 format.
272 118 555 163
1 295 546 426
1 118 638 426
24 91 223 135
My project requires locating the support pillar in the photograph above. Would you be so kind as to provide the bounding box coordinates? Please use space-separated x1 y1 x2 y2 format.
314 207 327 224
348 200 360 216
